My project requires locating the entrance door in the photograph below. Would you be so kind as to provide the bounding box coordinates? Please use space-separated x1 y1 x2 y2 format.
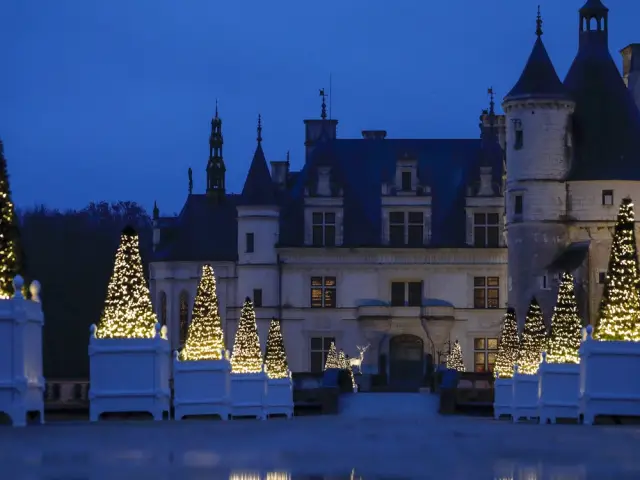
389 335 424 390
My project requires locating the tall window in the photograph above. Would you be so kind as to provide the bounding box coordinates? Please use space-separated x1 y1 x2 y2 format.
514 195 523 216
310 336 335 372
159 291 167 326
310 276 337 308
179 291 189 345
388 212 424 246
513 120 523 150
401 171 412 191
390 281 423 307
245 232 254 253
474 337 498 372
473 213 500 247
602 189 614 206
312 212 336 247
473 276 500 309
253 288 263 308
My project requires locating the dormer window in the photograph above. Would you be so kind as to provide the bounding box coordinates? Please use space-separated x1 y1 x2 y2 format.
513 119 523 150
401 171 412 191
317 166 332 196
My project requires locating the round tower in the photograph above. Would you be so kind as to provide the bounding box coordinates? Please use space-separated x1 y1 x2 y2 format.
503 9 575 324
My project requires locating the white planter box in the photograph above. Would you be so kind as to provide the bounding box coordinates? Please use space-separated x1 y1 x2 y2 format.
230 371 267 419
512 367 539 422
538 353 580 424
265 375 294 419
173 350 231 421
493 377 513 419
0 278 45 427
88 323 170 422
579 325 640 425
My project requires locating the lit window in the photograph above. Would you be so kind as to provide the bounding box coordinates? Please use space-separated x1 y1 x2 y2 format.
474 337 499 372
602 190 614 206
473 277 500 309
310 276 337 308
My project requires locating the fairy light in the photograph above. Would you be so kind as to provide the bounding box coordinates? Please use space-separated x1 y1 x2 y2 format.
95 226 157 338
230 297 263 373
337 349 357 390
0 141 21 299
547 272 582 363
595 197 640 342
179 265 225 361
494 308 519 378
446 340 465 372
517 298 547 374
324 341 340 370
264 317 289 379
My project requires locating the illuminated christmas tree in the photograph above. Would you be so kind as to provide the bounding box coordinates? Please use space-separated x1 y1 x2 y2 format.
324 341 340 370
0 140 22 299
547 272 582 363
179 265 225 361
446 340 465 372
596 197 640 341
230 297 263 373
96 226 157 338
494 308 519 379
517 297 547 374
339 349 357 390
264 317 289 379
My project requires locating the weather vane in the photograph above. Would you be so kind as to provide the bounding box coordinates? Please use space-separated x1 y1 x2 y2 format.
319 88 328 120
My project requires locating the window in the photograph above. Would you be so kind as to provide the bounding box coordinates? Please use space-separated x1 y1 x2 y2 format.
473 276 500 309
179 291 189 345
401 171 412 191
473 212 500 247
474 337 498 373
602 189 614 206
388 212 424 246
514 195 523 215
598 271 606 284
312 212 336 247
310 336 335 373
253 288 263 308
310 276 337 308
245 232 254 253
159 291 167 326
540 274 551 290
513 119 523 150
390 281 422 307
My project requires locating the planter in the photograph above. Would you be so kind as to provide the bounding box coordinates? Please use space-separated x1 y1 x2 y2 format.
579 325 640 425
230 370 267 419
265 374 294 419
88 323 170 421
493 377 513 419
512 366 539 422
173 350 231 421
0 277 45 427
537 352 580 424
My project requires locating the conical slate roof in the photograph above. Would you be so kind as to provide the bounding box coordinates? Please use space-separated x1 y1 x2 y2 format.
240 143 277 205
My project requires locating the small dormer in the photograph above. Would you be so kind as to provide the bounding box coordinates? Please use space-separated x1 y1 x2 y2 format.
382 154 430 196
304 165 344 198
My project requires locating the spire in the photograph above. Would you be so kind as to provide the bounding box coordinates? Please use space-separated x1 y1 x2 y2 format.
241 116 277 206
319 88 327 120
153 201 159 220
286 150 290 169
257 114 262 144
536 5 543 37
504 7 568 102
188 167 193 195
579 0 609 50
207 106 226 199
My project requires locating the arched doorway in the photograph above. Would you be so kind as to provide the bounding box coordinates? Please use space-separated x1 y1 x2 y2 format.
389 335 424 390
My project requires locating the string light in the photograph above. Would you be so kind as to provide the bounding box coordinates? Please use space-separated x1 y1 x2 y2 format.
446 340 465 372
338 349 357 390
595 197 640 342
494 308 519 378
547 272 582 363
230 297 263 373
517 297 547 374
324 342 340 370
0 140 21 299
179 265 225 361
95 226 157 338
264 317 289 379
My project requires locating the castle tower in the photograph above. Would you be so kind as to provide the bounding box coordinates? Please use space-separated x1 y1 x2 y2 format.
503 8 575 324
236 115 280 319
206 102 226 201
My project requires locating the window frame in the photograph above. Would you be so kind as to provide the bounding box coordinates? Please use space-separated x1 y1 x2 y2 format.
400 171 412 191
473 336 499 373
310 336 336 373
310 276 337 308
473 276 500 309
253 288 263 308
601 189 614 206
388 211 424 247
390 281 423 307
514 195 523 216
472 212 500 248
245 232 255 253
311 211 336 247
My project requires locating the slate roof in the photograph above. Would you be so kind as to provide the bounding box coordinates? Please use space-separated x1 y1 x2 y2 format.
240 143 278 205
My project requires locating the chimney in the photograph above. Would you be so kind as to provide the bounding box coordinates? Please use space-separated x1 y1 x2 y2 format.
478 166 494 196
270 160 289 189
361 130 387 140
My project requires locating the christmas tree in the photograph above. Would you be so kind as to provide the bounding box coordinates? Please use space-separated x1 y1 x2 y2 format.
494 308 519 379
0 140 22 299
596 197 640 341
324 341 340 369
547 272 583 363
264 317 289 379
96 226 157 338
517 297 547 374
230 297 263 373
179 265 225 361
446 340 465 372
339 349 357 390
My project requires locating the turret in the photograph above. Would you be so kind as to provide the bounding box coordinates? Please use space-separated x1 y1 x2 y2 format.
503 7 575 323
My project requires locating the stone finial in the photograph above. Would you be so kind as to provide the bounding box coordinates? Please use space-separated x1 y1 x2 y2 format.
160 324 168 340
541 351 547 363
585 325 594 340
12 275 24 299
29 280 41 303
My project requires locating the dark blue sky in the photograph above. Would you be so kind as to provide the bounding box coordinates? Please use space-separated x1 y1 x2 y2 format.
2 0 639 215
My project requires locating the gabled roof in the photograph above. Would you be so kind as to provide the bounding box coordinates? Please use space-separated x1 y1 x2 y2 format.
504 37 569 102
240 143 277 205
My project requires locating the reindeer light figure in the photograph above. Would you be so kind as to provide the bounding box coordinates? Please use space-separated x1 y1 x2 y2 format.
349 344 370 374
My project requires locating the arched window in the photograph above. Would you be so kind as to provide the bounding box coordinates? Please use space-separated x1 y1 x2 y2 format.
179 291 189 345
159 291 167 327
